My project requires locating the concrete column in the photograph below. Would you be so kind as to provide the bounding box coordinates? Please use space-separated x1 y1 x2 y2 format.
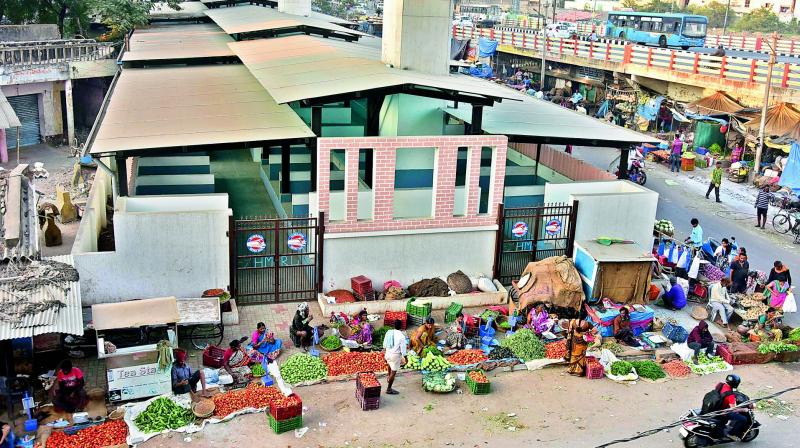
465 146 482 217
0 128 7 163
64 79 75 145
344 148 360 223
278 0 311 16
433 145 458 218
382 0 451 75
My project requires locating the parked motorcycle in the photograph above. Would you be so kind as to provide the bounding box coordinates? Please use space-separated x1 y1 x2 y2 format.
679 407 760 447
628 158 647 185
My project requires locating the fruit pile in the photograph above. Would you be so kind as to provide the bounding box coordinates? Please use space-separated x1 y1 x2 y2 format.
323 352 388 377
384 311 406 321
212 383 283 417
467 370 489 384
421 352 451 372
544 340 568 359
358 372 380 388
447 349 488 365
662 360 691 378
487 346 515 360
279 353 328 384
46 421 128 448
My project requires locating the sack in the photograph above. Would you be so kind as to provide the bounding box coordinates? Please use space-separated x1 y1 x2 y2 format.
701 383 733 414
783 292 797 313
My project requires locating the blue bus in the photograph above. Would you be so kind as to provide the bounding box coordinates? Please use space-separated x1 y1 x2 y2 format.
606 12 708 49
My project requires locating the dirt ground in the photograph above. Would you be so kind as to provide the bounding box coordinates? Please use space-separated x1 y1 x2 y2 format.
140 362 800 448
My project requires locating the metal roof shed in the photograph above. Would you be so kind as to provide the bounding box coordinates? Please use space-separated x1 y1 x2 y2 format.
92 296 180 331
122 23 237 65
205 5 363 41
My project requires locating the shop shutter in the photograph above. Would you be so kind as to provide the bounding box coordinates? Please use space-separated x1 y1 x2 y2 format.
6 94 41 149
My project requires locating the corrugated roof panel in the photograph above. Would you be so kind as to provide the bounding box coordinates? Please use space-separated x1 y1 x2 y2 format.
89 65 314 155
228 35 520 104
0 89 21 129
0 255 84 341
122 23 235 62
205 5 364 37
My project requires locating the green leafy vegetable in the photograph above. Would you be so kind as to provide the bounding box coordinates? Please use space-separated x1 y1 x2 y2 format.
320 334 342 350
630 360 666 380
610 360 633 376
372 326 390 347
500 329 545 361
757 342 799 354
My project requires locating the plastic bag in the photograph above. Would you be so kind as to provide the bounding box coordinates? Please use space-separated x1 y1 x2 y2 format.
783 292 797 313
598 349 638 382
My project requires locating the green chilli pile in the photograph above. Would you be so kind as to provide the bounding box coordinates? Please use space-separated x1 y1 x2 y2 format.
629 360 666 380
134 397 194 433
500 329 545 361
279 353 328 384
372 327 390 347
610 360 633 376
320 335 342 350
250 362 266 376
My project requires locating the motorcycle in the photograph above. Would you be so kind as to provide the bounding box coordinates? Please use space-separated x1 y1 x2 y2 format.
611 148 647 185
679 407 760 447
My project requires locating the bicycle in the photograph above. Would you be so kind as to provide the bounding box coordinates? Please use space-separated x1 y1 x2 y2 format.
772 205 799 235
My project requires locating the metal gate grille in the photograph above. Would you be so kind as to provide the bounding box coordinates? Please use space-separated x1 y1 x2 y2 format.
494 202 578 286
6 94 40 148
231 216 321 305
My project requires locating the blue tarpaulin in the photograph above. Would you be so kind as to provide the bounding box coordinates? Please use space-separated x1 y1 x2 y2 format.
637 96 664 121
779 142 800 193
596 100 609 118
478 37 498 57
469 64 493 78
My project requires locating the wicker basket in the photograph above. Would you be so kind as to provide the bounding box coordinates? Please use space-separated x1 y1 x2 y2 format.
192 399 215 418
691 306 709 321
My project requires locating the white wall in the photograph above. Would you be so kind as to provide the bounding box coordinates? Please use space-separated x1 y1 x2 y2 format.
2 81 62 138
73 194 232 304
545 180 658 252
326 186 470 221
382 0 451 75
322 227 498 291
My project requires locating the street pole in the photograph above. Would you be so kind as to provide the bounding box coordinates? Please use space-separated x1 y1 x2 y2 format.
753 32 778 181
722 0 731 35
537 3 547 90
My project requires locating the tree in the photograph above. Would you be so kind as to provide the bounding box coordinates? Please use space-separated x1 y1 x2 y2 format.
688 1 734 29
732 7 782 33
1 0 90 38
93 0 181 40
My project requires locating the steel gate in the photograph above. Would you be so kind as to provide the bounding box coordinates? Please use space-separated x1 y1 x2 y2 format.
6 94 41 148
494 202 578 286
231 215 322 305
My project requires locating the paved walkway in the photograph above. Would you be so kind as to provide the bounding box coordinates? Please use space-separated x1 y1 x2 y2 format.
211 149 277 218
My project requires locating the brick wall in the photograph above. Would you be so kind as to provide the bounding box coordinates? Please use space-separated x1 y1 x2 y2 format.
317 136 508 233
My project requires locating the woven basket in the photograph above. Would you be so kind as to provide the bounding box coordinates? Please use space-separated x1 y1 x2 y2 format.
691 306 709 321
192 399 215 418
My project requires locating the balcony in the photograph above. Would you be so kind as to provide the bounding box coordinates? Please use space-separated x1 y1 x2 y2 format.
0 39 116 68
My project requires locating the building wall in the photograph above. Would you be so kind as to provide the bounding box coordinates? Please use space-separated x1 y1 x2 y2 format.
1 81 64 140
0 25 60 41
73 194 232 304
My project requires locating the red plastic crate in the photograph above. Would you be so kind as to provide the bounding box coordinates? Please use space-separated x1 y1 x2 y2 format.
354 290 376 302
383 311 408 330
202 345 225 368
351 276 373 295
269 393 303 421
464 317 481 337
586 361 604 379
354 390 380 411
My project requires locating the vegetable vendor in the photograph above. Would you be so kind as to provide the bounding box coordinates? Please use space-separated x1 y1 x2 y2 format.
662 276 687 310
348 309 373 345
52 360 88 412
749 308 784 341
526 303 555 336
709 278 734 329
223 339 253 383
171 349 209 397
410 316 438 354
251 322 282 361
290 302 315 351
566 319 592 376
612 307 639 347
687 321 715 363
444 312 467 350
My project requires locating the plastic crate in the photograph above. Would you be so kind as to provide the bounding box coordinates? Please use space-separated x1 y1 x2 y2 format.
408 314 430 327
356 372 381 399
354 290 376 302
465 370 491 395
383 311 408 330
406 298 432 318
586 361 604 379
269 394 303 421
354 390 380 411
351 276 373 295
267 413 303 434
464 318 481 337
202 345 225 368
444 302 464 323
662 322 688 343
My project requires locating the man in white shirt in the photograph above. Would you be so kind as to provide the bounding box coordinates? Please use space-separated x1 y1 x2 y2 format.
382 320 407 395
709 278 734 329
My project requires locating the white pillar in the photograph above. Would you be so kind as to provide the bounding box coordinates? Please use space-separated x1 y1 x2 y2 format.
278 0 311 16
65 79 75 146
382 0 451 75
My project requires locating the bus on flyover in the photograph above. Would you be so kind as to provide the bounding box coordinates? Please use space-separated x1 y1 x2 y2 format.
605 12 708 49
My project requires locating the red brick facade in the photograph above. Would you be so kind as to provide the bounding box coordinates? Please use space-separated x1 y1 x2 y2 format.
317 136 508 233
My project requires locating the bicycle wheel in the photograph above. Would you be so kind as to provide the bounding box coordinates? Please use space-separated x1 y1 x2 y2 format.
773 214 792 234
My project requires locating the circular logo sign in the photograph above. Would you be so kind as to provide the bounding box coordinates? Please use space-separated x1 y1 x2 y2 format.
545 219 562 236
246 234 267 254
511 221 528 238
287 232 307 252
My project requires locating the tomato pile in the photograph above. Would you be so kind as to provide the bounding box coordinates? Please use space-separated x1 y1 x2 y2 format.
46 420 127 448
545 339 568 359
384 311 406 321
468 371 489 384
447 349 488 365
323 352 388 376
213 383 283 417
662 359 692 378
358 372 380 388
270 393 302 411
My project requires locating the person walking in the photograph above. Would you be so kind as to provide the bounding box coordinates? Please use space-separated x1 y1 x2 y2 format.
382 320 407 395
670 136 683 173
705 161 723 202
684 218 703 249
755 185 771 228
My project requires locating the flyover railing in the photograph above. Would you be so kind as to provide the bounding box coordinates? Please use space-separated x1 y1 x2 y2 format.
0 39 117 67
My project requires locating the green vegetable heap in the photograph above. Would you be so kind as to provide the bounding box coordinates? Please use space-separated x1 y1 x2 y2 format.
422 372 456 393
250 362 266 376
629 360 666 380
420 352 451 372
134 397 194 433
320 335 342 351
789 328 800 341
757 342 799 354
688 353 729 375
279 353 328 384
488 346 515 360
420 346 443 358
404 353 422 370
500 329 545 361
610 360 633 376
372 327 390 347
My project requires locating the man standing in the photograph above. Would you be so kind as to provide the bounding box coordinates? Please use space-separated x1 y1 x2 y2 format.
670 136 683 173
705 161 723 202
171 349 209 397
754 185 771 228
382 320 407 395
685 218 703 249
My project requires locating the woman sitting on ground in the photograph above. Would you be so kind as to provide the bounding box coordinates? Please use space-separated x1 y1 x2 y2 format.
526 303 555 336
445 312 467 350
349 311 374 346
251 322 283 362
223 339 254 383
52 360 88 413
612 307 639 347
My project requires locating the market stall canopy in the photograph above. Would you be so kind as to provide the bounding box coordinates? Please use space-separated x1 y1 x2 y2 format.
228 34 519 105
87 65 314 155
205 5 364 40
122 23 235 62
150 1 208 21
685 91 745 116
442 94 660 146
0 256 84 341
0 90 21 129
92 296 180 331
744 103 800 138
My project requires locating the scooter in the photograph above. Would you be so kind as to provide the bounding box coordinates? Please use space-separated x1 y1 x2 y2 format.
679 408 761 447
628 158 647 186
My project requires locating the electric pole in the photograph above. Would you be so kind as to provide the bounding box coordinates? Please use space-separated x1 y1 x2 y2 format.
753 32 778 181
722 0 731 35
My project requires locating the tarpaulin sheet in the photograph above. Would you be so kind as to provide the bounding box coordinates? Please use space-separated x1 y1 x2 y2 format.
670 108 691 123
451 38 470 60
478 37 498 57
779 142 800 193
469 64 493 78
636 96 664 121
684 113 728 125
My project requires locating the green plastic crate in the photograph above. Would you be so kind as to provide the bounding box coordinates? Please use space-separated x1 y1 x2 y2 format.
465 370 491 395
267 413 303 434
406 298 432 318
444 302 463 323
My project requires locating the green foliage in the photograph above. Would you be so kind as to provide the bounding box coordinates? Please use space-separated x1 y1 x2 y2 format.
732 7 782 33
687 1 733 29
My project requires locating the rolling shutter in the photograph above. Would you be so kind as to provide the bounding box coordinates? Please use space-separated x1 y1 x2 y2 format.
6 94 41 148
